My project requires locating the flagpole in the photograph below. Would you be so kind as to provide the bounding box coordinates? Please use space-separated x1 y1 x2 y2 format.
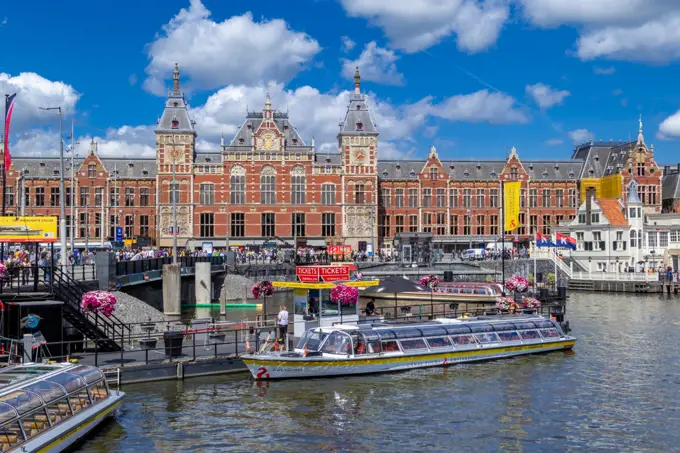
2 94 7 217
533 233 537 288
501 180 505 294
554 235 557 288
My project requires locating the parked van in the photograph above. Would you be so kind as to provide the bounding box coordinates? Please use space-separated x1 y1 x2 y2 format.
462 248 485 261
485 242 513 252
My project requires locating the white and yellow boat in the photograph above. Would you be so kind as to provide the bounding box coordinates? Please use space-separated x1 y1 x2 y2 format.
243 316 575 380
0 363 124 452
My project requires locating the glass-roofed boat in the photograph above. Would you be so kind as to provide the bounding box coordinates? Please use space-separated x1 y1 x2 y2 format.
0 363 124 452
242 315 576 380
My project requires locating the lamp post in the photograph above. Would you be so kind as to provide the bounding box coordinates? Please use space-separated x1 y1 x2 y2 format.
39 106 67 265
588 256 592 279
650 250 656 272
467 209 472 249
66 120 79 255
370 205 375 261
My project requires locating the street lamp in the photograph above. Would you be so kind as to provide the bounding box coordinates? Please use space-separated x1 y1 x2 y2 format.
66 120 80 255
467 209 472 249
39 106 67 265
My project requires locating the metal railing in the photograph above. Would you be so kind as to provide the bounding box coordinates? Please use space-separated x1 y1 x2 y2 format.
0 263 97 295
572 271 660 282
115 256 226 276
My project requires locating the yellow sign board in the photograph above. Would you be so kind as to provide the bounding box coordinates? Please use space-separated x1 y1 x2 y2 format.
0 216 57 243
273 280 379 290
343 280 379 288
503 181 521 232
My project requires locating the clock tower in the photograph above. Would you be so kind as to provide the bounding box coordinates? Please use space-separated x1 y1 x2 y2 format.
338 67 380 254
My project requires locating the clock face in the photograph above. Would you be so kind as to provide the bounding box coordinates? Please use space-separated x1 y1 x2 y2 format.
353 149 367 164
262 131 275 150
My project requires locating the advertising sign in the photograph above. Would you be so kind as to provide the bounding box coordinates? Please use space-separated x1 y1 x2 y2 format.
296 266 320 283
319 265 350 282
115 227 123 242
202 242 214 254
0 216 57 243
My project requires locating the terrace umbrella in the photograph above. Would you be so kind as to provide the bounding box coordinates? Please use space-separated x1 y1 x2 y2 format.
361 275 432 319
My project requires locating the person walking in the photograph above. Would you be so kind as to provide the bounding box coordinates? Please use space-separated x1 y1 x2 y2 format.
277 304 289 349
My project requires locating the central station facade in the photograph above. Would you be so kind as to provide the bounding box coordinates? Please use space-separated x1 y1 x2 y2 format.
2 65 667 252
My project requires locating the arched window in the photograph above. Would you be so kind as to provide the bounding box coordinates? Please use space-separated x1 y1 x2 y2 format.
230 165 246 205
291 166 306 205
261 165 276 205
630 230 636 248
88 165 96 178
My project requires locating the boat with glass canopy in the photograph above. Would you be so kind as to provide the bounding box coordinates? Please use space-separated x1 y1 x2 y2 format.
242 315 576 380
0 363 124 452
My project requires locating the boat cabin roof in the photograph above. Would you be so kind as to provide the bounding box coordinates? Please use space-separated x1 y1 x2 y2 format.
316 316 557 341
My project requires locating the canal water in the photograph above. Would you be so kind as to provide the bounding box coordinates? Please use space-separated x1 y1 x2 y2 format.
82 292 680 453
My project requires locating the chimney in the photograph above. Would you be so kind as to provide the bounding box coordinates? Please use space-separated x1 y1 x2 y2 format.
664 165 670 176
585 187 596 225
677 163 680 173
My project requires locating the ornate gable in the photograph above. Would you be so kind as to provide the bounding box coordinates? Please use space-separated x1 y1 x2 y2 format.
500 147 529 181
420 146 448 180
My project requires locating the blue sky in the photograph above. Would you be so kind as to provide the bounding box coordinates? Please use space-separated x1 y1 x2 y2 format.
2 0 680 163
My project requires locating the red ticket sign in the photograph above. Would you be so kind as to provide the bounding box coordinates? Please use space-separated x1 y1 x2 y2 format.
319 266 350 282
296 266 320 283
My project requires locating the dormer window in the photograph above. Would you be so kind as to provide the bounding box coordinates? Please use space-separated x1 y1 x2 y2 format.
463 170 470 177
283 125 289 130
53 170 59 176
205 158 211 163
23 169 29 175
490 171 497 177
554 164 560 170
173 102 178 107
356 105 361 110
239 138 244 144
476 163 481 170
542 170 549 177
292 138 298 145
594 155 599 162
568 170 575 178
528 164 534 171
40 162 45 168
588 168 594 175
449 165 455 170
396 164 401 170
409 169 416 177
128 163 134 168
142 170 149 176
356 122 363 131
171 119 179 129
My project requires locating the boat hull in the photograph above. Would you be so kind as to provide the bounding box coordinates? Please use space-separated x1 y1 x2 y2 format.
22 392 125 453
243 339 575 380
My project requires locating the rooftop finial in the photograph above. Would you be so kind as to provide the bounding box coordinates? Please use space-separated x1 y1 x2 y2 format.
220 129 224 147
637 114 645 146
639 114 643 134
89 137 97 155
354 66 361 96
173 63 180 92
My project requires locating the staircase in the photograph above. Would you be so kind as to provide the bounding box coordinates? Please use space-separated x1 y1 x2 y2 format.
49 267 129 352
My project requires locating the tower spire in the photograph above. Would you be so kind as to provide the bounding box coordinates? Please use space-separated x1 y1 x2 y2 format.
354 66 361 96
637 114 645 146
173 63 180 92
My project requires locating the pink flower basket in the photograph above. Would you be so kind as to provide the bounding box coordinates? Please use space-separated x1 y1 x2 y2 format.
522 297 542 309
80 291 118 318
0 263 7 279
251 281 274 299
505 275 529 293
330 284 359 306
419 275 440 288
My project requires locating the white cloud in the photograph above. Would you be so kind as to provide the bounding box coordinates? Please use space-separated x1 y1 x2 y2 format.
568 128 593 144
341 42 404 86
545 138 564 146
0 72 80 132
525 83 570 109
143 0 321 94
429 89 528 124
128 74 138 86
594 66 615 75
1 17 7 26
339 0 509 53
341 36 356 53
657 110 680 140
519 0 680 63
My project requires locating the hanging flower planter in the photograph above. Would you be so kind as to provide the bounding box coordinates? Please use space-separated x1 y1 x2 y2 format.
522 297 542 309
496 296 520 313
419 275 440 288
0 262 7 279
505 275 529 293
251 281 274 299
80 291 118 318
330 284 359 306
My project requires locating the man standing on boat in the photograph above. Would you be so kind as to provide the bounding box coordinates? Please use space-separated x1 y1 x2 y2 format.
277 304 289 347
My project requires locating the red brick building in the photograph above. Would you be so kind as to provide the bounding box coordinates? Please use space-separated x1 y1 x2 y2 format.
0 66 665 253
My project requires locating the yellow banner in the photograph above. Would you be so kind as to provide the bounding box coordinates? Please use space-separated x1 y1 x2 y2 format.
273 280 379 289
343 280 379 288
0 216 57 243
503 182 521 232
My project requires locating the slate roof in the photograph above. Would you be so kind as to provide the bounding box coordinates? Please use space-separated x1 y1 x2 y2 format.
195 152 222 164
156 91 195 134
226 110 308 150
662 170 680 200
571 141 634 178
14 157 157 179
339 91 378 135
378 159 584 181
314 154 342 166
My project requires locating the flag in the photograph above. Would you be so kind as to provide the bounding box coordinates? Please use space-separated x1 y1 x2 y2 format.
503 181 521 232
556 232 577 250
535 233 555 247
4 93 16 170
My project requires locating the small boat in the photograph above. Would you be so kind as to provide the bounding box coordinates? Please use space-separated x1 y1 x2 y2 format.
0 363 124 452
242 315 575 380
365 282 503 305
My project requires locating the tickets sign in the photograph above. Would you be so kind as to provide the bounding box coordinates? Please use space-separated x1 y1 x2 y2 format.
296 265 352 283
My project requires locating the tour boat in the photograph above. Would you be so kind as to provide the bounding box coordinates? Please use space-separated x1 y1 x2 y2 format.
364 282 504 308
242 315 576 380
0 363 124 452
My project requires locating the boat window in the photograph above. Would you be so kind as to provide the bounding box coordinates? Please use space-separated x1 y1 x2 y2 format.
23 381 67 405
491 323 516 332
20 408 50 439
450 288 459 294
444 325 472 335
87 381 109 403
367 341 382 354
426 337 453 349
45 398 71 425
473 289 486 295
0 404 16 425
381 341 401 353
497 331 521 342
468 324 494 333
399 339 428 351
451 334 476 345
68 388 92 414
513 321 538 330
375 330 397 340
461 288 473 294
519 330 541 340
539 328 560 338
392 328 423 340
0 391 43 415
320 332 352 355
295 331 328 351
0 421 23 451
359 330 380 341
474 333 500 343
69 366 105 384
419 326 449 337
46 372 87 393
